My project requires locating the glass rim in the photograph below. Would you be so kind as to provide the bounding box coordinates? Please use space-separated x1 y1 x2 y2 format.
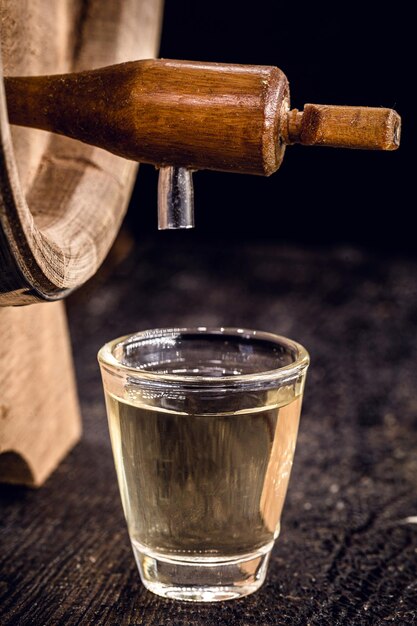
97 327 309 388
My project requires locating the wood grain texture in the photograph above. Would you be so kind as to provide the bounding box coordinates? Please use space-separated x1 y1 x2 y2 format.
0 0 162 485
286 104 401 150
2 241 416 624
5 60 289 176
0 301 81 486
0 0 83 196
0 0 163 305
4 58 401 187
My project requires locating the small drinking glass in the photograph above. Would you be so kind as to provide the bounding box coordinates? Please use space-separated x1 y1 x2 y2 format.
98 327 309 602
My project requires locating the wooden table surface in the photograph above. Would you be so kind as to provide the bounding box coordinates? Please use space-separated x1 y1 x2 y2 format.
1 239 416 625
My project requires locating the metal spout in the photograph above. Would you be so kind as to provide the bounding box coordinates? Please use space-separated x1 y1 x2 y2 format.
157 166 195 230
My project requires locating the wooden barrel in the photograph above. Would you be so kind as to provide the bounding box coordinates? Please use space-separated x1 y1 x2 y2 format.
0 0 163 485
0 0 163 305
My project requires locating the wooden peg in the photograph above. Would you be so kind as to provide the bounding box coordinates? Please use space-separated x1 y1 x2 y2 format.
4 59 401 177
285 104 400 151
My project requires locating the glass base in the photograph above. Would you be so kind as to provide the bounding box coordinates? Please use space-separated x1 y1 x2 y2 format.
132 540 272 602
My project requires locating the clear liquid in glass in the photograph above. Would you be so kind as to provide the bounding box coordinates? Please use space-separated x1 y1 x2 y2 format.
105 388 301 562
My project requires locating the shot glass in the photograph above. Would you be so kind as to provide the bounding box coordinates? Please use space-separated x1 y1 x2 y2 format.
98 327 309 602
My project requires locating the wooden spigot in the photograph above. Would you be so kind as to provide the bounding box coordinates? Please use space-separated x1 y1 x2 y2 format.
4 59 401 226
4 58 401 172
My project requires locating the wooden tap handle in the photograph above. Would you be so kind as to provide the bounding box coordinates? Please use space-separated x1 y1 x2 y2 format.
4 60 289 176
4 59 400 176
286 104 401 151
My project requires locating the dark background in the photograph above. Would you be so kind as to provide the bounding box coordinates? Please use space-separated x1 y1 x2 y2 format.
126 1 411 254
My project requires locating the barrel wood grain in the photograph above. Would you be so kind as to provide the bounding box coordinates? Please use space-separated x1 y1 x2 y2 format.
0 0 163 305
0 0 162 485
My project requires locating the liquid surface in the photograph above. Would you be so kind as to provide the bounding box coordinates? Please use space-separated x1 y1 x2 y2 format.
106 390 302 559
